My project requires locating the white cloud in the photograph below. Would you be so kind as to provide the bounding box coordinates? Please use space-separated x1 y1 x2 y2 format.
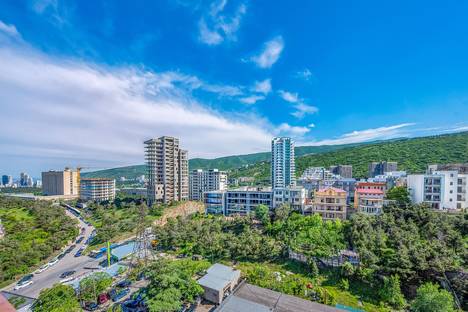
198 0 246 45
278 89 318 118
239 95 265 104
250 36 284 69
308 123 315 128
252 79 271 95
291 103 319 118
302 123 416 146
277 123 310 136
0 20 21 39
278 90 299 103
0 45 274 174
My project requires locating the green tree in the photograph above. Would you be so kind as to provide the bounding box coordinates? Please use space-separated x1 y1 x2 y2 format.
386 186 411 205
79 272 112 303
254 204 270 225
411 282 455 312
379 275 406 309
34 284 80 312
274 204 291 222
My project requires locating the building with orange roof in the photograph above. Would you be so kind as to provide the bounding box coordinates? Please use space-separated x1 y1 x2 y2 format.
311 187 347 220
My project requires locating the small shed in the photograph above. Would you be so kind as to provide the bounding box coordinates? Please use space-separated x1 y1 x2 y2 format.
198 264 241 304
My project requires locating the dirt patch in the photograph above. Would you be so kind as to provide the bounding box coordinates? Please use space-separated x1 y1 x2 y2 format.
154 201 204 226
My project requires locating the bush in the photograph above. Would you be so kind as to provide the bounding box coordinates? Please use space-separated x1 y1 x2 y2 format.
339 278 349 291
411 282 455 312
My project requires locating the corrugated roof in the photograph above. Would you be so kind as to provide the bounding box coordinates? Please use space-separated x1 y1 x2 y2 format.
217 295 271 312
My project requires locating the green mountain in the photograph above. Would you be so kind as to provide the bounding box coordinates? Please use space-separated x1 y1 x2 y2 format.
82 132 468 182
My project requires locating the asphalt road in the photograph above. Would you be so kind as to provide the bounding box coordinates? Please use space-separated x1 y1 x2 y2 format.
3 208 103 298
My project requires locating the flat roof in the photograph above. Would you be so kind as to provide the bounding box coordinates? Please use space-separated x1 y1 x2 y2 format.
198 263 240 291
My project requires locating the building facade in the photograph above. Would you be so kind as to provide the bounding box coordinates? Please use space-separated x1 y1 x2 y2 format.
145 136 189 205
1 175 12 187
42 168 79 196
225 187 273 215
272 186 306 211
354 188 384 215
80 178 116 202
329 165 353 179
310 187 347 220
271 137 295 188
407 170 467 210
368 161 398 178
189 169 227 201
204 191 226 214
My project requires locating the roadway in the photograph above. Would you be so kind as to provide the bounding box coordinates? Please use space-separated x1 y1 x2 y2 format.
2 208 103 298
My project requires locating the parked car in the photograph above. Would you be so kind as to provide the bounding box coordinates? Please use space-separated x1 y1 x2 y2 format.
76 236 84 244
121 299 148 312
48 258 59 266
59 270 76 278
14 280 33 290
34 263 49 274
65 244 77 253
116 279 131 288
60 276 75 284
98 293 110 304
74 249 83 257
84 302 98 311
111 288 130 302
57 253 66 260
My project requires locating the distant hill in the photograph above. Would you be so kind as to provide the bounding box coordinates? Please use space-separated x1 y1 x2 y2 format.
82 141 370 179
82 132 468 182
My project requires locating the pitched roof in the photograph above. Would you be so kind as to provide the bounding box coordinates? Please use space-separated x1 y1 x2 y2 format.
317 187 346 194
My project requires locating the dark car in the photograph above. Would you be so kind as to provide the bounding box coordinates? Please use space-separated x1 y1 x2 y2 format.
111 288 130 302
84 302 98 311
17 274 33 284
59 270 76 278
116 279 131 288
121 299 148 312
74 249 83 257
76 236 84 244
57 253 66 260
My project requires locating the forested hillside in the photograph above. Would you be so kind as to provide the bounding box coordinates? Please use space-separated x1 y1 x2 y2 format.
83 132 468 182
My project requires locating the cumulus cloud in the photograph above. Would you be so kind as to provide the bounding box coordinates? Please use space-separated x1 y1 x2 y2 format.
249 36 284 68
308 123 315 128
0 45 274 174
277 123 310 136
198 0 246 45
278 90 299 103
295 68 313 81
302 123 416 146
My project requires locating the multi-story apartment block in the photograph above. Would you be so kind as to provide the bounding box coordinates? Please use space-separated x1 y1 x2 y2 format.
189 169 227 201
225 187 273 215
42 168 79 196
368 161 398 178
1 175 12 187
80 178 116 202
329 165 353 179
204 190 226 214
407 169 468 210
271 137 295 188
310 187 347 220
427 163 468 174
272 186 306 211
354 188 384 215
145 136 189 205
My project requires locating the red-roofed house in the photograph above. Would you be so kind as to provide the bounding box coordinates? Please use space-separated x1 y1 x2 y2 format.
0 293 16 312
311 187 347 220
354 188 384 215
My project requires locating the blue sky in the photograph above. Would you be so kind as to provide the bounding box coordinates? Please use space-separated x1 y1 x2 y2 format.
0 0 467 176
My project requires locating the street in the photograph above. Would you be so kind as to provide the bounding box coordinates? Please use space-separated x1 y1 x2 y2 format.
2 208 102 298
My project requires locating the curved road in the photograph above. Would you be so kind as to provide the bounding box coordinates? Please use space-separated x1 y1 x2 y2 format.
3 208 103 298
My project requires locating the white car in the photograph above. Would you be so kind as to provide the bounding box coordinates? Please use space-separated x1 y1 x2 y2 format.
34 264 49 274
60 276 75 284
48 258 59 267
14 280 33 290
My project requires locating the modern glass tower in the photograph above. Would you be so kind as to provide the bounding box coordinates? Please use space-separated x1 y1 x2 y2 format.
271 137 295 188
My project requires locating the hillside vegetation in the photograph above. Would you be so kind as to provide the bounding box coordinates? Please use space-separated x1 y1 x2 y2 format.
83 132 468 182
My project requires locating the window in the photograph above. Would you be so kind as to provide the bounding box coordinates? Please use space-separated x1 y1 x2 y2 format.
450 190 453 194
450 182 453 186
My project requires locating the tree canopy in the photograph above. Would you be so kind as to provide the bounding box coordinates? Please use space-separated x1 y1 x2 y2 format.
34 284 80 312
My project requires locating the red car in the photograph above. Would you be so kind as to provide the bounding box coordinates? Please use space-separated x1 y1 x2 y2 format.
98 293 110 304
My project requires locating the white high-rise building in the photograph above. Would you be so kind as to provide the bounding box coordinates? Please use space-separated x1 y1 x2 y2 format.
145 136 189 205
190 169 227 201
407 170 468 210
271 137 295 188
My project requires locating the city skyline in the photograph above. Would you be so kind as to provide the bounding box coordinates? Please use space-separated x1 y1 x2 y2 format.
1 1 468 175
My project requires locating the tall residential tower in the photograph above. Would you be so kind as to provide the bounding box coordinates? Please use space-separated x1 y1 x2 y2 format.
145 136 189 205
271 137 295 188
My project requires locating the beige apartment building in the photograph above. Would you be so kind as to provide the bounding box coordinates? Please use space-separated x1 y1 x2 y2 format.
144 136 189 205
312 187 347 220
80 178 116 202
42 168 79 196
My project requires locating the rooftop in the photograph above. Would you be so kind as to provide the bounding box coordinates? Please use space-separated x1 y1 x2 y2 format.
198 263 240 291
356 188 384 195
316 187 346 194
